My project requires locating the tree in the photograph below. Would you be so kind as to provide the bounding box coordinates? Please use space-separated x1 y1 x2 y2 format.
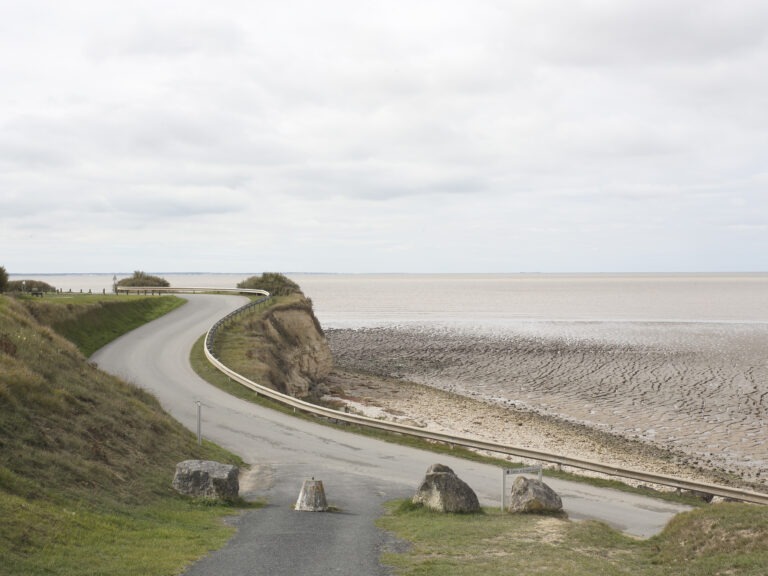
0 266 7 293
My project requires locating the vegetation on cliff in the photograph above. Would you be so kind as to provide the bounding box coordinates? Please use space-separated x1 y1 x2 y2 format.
0 295 244 575
209 291 332 399
237 272 302 296
117 270 170 287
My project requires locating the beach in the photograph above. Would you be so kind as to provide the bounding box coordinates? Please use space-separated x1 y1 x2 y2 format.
323 323 768 489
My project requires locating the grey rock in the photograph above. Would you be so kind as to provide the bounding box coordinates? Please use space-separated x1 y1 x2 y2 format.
425 463 454 474
413 464 480 513
508 476 562 513
172 460 239 501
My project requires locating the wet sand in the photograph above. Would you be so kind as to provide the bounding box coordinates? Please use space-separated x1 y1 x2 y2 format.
324 323 768 489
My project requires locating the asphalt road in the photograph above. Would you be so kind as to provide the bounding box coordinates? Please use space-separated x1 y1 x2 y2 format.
91 294 691 575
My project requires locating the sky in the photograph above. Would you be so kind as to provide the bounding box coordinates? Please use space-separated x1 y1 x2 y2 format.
1 0 767 274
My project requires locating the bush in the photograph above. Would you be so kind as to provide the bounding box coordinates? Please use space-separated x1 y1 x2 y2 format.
237 273 302 297
7 279 56 293
0 266 7 293
116 271 170 288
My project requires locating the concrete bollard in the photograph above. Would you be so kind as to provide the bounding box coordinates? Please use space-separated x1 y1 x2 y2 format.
295 478 328 512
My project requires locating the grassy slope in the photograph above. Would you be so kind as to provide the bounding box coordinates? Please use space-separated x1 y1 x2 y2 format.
22 293 186 356
0 295 246 576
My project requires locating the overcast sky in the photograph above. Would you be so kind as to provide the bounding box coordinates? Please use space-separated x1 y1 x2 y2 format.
1 0 767 273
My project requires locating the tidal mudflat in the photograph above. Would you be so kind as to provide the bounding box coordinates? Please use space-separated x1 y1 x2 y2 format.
326 321 768 487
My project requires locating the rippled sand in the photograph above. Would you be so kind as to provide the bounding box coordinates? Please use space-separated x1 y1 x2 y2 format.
326 322 768 487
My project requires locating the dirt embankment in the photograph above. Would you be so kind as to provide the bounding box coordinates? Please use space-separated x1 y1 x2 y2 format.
242 298 334 398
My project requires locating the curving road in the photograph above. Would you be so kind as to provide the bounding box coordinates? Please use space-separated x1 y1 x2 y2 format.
92 294 691 575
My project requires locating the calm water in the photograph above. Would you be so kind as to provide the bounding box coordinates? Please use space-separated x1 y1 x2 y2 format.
11 273 768 329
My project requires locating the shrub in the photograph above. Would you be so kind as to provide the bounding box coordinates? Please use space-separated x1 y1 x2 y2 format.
7 279 56 293
0 266 7 293
237 272 302 296
116 271 170 288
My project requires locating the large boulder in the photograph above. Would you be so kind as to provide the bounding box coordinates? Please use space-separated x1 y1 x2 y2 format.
413 464 480 513
172 460 239 501
508 476 562 513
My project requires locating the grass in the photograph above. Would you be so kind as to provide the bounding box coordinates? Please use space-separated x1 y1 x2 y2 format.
0 295 252 576
0 495 242 576
377 500 768 575
21 293 186 356
208 292 327 396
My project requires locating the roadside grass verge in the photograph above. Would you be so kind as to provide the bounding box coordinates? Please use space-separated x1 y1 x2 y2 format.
22 293 186 356
0 493 244 576
377 499 768 575
0 295 252 576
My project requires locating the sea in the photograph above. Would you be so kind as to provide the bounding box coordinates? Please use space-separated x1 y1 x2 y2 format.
9 272 768 328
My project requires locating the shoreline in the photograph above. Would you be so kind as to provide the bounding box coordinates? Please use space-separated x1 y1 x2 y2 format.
324 325 768 490
323 369 728 489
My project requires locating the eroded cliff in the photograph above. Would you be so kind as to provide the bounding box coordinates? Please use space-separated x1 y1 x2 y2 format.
240 296 333 399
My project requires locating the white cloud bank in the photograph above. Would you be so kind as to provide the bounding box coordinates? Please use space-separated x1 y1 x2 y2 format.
1 0 766 273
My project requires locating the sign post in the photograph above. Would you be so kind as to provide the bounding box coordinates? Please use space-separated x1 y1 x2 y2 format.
501 465 543 512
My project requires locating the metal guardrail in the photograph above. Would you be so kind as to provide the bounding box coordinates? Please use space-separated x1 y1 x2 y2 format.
202 298 768 506
116 286 270 296
205 294 272 357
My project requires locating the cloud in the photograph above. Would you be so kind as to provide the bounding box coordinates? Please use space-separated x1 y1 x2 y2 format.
88 18 247 60
1 0 767 272
511 1 768 68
